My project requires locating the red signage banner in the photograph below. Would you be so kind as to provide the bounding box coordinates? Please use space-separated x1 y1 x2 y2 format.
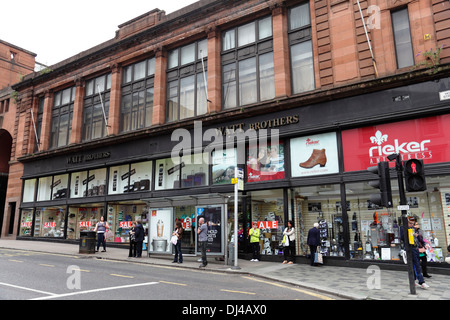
254 221 278 229
342 115 450 171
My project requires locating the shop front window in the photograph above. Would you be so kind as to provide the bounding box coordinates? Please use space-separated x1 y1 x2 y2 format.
247 141 284 182
34 206 66 237
67 205 103 240
52 174 69 200
37 176 52 201
20 208 33 236
155 153 209 190
70 171 88 198
292 184 345 258
346 176 449 262
174 205 196 254
87 168 107 197
107 202 149 244
248 189 285 256
22 179 36 203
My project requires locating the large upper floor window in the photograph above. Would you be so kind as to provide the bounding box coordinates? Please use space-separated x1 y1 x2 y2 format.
83 73 111 141
222 16 275 109
167 39 208 122
50 86 75 149
121 57 155 132
289 2 314 94
34 97 44 152
391 8 414 69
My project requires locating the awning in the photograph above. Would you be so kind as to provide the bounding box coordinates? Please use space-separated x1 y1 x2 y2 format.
141 193 231 208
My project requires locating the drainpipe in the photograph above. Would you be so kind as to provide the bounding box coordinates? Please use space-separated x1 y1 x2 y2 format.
356 0 379 77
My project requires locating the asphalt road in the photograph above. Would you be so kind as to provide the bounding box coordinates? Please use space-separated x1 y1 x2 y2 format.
0 248 343 304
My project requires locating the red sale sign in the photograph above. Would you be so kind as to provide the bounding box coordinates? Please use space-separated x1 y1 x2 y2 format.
120 221 132 228
254 221 278 229
79 221 93 227
44 222 56 228
342 115 450 171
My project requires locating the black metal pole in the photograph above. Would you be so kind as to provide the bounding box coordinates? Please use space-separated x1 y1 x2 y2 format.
393 154 416 295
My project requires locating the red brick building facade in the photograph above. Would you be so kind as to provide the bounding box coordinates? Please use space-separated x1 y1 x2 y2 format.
4 0 450 265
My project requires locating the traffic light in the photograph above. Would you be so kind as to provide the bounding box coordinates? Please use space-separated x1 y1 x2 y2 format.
403 159 427 192
367 161 393 208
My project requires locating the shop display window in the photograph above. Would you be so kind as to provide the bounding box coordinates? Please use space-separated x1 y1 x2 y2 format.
70 171 87 198
86 168 107 197
19 208 33 236
52 174 69 200
67 205 103 240
346 177 449 262
247 141 284 182
155 153 208 190
292 184 345 258
181 153 208 187
107 202 148 243
129 161 152 192
22 179 36 203
155 157 178 190
174 205 196 254
249 189 285 256
37 176 52 201
109 164 129 195
34 206 66 237
212 148 236 185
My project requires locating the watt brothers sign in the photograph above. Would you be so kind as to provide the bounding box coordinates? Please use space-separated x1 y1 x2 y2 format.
67 152 111 165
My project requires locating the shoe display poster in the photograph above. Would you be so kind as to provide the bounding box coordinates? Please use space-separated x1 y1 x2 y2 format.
290 132 339 177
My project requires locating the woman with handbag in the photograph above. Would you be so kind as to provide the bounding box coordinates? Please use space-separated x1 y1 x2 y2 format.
282 220 296 264
172 221 184 263
415 221 431 278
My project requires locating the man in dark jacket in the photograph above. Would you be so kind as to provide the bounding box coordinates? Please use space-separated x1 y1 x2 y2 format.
307 222 321 266
135 220 145 258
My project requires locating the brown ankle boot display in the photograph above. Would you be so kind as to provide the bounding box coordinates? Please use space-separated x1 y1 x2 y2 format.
300 149 327 168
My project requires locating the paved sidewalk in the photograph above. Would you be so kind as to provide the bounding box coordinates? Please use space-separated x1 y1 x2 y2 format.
0 239 448 300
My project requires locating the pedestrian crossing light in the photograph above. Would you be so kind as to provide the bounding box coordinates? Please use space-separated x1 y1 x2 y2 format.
403 159 427 192
367 161 393 208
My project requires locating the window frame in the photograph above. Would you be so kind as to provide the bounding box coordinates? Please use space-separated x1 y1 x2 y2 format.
50 86 75 149
120 57 155 133
166 39 208 122
391 7 414 69
221 16 275 110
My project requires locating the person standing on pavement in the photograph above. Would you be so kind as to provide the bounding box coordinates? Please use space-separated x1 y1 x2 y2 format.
282 220 296 264
172 221 184 264
401 217 429 289
307 222 321 266
94 216 109 252
198 217 208 267
128 222 137 257
414 221 431 279
134 220 145 258
249 222 261 262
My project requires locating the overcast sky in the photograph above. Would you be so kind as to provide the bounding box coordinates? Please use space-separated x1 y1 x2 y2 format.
1 0 197 66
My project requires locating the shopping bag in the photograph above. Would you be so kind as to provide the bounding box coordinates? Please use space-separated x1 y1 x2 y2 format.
314 248 323 264
170 235 178 245
282 235 289 247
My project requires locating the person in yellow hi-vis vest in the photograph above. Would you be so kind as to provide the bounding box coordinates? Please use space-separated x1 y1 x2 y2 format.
249 222 261 262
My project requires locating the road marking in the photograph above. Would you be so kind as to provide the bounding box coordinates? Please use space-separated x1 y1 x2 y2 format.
8 259 24 263
39 264 55 267
0 282 57 296
159 281 187 286
242 276 335 300
220 289 256 295
110 274 134 279
31 281 159 300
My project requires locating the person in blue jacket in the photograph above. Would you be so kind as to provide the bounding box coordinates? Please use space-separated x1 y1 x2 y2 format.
307 222 321 266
